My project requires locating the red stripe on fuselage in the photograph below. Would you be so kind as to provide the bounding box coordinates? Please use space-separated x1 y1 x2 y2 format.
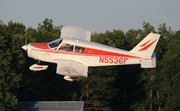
30 43 141 59
32 48 141 59
31 43 49 49
83 47 139 58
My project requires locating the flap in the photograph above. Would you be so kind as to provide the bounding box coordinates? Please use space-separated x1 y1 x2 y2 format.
60 26 91 41
53 59 88 77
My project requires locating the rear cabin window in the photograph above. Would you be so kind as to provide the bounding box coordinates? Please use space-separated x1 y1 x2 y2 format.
58 43 85 53
74 46 85 53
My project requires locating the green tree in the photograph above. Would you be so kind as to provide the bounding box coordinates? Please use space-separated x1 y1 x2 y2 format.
18 18 76 102
78 30 126 111
130 22 158 111
130 23 179 111
0 21 25 110
92 29 125 48
111 29 144 111
160 30 180 111
36 18 60 42
78 67 117 111
1 19 177 111
125 29 139 50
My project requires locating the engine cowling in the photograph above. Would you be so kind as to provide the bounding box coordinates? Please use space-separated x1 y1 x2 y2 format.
63 76 81 81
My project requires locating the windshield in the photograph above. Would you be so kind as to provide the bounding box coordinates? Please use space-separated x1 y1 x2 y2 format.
48 38 62 49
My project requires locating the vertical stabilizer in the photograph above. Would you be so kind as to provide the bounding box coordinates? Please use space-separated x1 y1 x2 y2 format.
130 33 160 57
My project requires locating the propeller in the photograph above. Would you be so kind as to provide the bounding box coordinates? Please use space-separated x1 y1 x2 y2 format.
22 32 28 50
22 45 27 50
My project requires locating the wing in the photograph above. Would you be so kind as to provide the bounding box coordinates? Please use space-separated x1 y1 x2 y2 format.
53 59 88 77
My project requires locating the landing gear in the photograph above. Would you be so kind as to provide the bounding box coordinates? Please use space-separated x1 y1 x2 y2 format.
37 60 41 64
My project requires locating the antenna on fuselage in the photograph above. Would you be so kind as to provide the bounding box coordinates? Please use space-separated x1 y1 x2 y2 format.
22 30 28 50
25 31 27 45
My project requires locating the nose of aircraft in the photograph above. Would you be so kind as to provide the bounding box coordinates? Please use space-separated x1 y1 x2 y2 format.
21 43 49 60
21 43 32 52
22 44 30 58
22 45 28 50
22 43 49 51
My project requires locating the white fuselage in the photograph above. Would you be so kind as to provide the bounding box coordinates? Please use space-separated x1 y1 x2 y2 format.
27 37 147 67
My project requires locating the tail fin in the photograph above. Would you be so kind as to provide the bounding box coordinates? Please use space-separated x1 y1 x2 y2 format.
130 33 160 57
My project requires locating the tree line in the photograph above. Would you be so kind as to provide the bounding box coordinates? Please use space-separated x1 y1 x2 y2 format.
0 18 180 111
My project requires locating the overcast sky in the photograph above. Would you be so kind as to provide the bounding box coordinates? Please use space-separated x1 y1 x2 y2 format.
1 0 180 33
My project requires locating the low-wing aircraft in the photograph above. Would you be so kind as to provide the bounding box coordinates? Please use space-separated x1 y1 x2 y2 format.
22 26 160 81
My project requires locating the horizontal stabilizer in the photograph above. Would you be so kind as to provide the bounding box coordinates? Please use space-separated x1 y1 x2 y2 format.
141 53 156 68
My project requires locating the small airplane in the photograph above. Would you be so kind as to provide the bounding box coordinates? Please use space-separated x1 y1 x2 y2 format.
22 26 160 81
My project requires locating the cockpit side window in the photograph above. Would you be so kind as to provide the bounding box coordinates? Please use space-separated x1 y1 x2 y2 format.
58 43 74 52
74 45 85 53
